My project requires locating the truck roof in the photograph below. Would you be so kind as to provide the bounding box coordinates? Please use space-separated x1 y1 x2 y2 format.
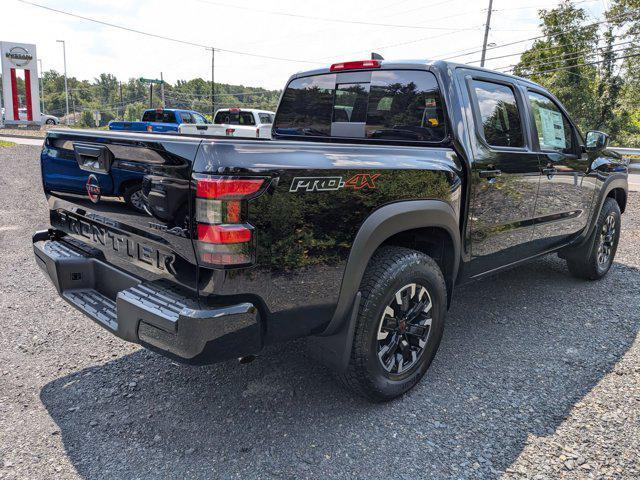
289 59 543 90
215 108 275 114
142 108 202 113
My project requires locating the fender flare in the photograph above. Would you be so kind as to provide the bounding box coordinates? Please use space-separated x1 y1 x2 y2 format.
575 174 628 247
308 200 461 372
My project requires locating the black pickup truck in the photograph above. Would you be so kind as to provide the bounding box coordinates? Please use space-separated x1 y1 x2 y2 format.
33 59 628 401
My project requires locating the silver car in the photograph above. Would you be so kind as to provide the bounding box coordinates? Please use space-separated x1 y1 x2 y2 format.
17 108 59 125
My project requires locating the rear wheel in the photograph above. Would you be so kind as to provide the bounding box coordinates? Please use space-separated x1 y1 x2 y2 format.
566 197 621 280
45 118 56 125
340 246 446 402
123 184 146 213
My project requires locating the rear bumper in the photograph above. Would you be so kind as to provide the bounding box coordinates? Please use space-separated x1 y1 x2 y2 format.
32 230 261 364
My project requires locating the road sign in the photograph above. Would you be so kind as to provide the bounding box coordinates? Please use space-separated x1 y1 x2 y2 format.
139 77 164 85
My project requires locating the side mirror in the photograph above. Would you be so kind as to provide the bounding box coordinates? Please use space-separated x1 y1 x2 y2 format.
585 130 609 151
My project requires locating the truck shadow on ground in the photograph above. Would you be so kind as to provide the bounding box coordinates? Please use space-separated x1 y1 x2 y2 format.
40 256 639 479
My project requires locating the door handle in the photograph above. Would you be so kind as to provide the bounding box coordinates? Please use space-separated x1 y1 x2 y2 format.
478 169 502 179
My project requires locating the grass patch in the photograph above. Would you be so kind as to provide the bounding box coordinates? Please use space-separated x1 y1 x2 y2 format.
0 140 16 148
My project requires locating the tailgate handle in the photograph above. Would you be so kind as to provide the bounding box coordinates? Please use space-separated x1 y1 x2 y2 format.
73 143 114 173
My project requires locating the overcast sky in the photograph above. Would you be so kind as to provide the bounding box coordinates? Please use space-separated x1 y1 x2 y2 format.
3 0 607 90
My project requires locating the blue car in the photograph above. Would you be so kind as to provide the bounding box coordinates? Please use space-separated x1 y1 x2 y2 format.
109 108 208 133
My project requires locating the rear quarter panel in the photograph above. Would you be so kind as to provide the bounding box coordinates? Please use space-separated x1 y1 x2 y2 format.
194 139 463 343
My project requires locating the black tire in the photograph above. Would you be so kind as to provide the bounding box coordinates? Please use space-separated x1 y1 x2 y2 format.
123 184 146 213
45 118 56 125
340 246 447 402
566 197 621 280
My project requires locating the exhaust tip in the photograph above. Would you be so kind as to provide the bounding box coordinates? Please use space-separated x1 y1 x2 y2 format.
238 355 257 365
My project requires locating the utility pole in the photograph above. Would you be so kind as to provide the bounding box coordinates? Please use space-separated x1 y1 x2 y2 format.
480 0 494 68
71 91 76 124
160 72 165 106
206 47 215 120
119 82 124 120
149 83 153 108
56 40 70 124
38 59 45 114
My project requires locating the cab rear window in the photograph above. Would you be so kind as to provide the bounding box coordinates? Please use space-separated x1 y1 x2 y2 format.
214 111 256 126
274 70 446 143
141 111 177 123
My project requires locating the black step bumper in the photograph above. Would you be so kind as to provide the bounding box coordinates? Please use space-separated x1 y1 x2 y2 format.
32 230 261 364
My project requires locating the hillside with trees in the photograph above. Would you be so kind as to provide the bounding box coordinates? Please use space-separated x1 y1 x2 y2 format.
3 71 281 127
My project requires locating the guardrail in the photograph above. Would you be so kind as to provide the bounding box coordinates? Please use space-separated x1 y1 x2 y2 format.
609 147 640 172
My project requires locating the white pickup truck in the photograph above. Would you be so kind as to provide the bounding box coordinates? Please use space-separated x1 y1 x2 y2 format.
178 108 274 138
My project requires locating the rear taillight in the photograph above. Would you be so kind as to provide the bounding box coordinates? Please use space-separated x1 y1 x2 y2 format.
226 128 235 136
147 125 153 132
256 128 260 138
194 175 268 267
329 59 381 71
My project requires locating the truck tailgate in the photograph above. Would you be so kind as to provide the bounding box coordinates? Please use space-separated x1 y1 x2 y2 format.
41 129 201 292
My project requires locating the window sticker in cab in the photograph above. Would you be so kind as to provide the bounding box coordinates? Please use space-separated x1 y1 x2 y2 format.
539 107 566 149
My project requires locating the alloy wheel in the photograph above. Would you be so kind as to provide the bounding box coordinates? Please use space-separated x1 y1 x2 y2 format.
376 283 433 375
597 213 616 266
129 189 146 212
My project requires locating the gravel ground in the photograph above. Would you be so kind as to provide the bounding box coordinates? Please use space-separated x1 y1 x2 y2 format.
0 125 62 138
0 144 638 480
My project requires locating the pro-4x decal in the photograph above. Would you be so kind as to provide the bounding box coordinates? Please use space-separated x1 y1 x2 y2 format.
290 173 380 193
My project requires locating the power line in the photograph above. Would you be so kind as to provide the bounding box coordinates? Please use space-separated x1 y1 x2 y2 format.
497 40 636 71
437 8 639 61
193 0 478 31
518 51 640 77
167 90 276 98
17 0 321 64
469 30 635 65
316 26 481 61
493 0 598 12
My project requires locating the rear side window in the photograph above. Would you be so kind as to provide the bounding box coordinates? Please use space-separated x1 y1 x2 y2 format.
141 110 178 123
214 111 256 126
471 80 523 148
274 70 446 143
527 91 575 154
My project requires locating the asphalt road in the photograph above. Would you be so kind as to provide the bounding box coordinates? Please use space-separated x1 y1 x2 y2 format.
0 144 638 479
0 135 45 146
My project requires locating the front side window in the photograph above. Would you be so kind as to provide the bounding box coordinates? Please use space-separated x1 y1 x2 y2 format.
274 70 446 142
471 80 524 148
180 112 194 124
192 113 207 124
527 91 575 154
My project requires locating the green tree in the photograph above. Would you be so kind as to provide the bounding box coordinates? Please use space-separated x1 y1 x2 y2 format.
606 0 640 146
514 0 640 146
124 102 146 121
514 0 599 132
